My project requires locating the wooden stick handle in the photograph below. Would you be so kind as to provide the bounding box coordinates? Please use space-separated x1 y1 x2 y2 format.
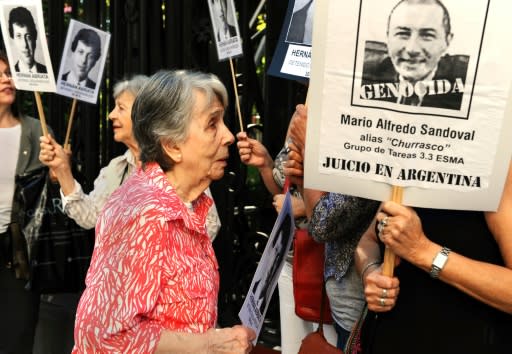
382 185 403 276
34 92 48 137
229 58 244 132
64 99 77 150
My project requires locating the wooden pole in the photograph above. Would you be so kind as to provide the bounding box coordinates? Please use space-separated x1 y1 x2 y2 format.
382 185 403 276
64 98 77 150
34 92 48 136
229 58 244 132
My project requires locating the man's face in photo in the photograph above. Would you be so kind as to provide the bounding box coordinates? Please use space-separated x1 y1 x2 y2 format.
387 1 452 82
71 40 97 81
12 23 35 66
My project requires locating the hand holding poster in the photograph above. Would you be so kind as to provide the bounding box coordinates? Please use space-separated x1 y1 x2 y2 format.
0 0 56 92
306 0 512 211
239 192 295 340
56 20 110 104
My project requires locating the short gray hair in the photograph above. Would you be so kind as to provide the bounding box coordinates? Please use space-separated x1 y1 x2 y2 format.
133 69 228 171
112 74 149 99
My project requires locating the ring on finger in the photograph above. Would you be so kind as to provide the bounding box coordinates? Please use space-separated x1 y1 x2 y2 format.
379 298 386 307
381 288 388 298
377 216 388 233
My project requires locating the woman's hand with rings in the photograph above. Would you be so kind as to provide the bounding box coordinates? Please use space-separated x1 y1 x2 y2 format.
378 201 432 265
363 265 400 313
377 214 389 240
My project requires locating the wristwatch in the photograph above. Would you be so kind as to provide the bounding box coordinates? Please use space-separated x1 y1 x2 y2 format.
430 246 450 279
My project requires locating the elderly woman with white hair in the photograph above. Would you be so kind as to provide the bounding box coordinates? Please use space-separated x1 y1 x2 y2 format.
72 70 255 353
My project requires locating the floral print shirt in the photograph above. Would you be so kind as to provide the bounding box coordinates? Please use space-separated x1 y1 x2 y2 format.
309 193 379 281
72 162 219 353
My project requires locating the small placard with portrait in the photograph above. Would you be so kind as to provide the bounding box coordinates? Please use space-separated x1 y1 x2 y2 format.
55 19 111 104
0 0 56 92
207 0 243 61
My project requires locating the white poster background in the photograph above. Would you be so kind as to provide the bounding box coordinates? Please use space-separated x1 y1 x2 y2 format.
306 0 512 211
56 20 110 104
239 192 294 341
281 44 312 78
207 0 243 61
0 0 56 92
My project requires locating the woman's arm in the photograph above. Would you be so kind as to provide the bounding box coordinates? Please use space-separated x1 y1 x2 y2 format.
377 161 512 314
156 326 255 354
354 222 400 312
41 134 130 229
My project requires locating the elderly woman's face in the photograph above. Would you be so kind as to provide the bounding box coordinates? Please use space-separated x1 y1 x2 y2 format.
108 90 136 146
178 90 234 183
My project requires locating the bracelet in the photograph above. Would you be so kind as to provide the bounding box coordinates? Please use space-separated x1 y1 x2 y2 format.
360 261 381 285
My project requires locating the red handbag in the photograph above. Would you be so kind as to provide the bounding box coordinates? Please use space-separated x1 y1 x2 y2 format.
298 268 341 354
299 327 342 354
292 227 333 324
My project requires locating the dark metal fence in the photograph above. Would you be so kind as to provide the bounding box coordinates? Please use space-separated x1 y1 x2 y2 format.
10 0 308 346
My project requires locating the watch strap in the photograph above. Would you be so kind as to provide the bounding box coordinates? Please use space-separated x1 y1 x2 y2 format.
430 246 450 279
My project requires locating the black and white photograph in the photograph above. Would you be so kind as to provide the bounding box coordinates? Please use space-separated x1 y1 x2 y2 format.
251 213 292 314
239 193 294 337
207 0 242 61
306 0 512 210
268 0 314 81
352 0 488 118
210 0 236 42
0 0 56 92
285 0 314 46
56 19 110 104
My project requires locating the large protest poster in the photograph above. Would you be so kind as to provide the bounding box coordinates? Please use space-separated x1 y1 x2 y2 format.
305 0 512 211
0 0 56 92
56 20 110 104
268 0 314 80
207 0 243 61
239 192 294 340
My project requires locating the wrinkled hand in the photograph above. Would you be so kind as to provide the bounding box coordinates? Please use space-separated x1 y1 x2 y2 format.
376 201 432 265
236 131 272 169
286 104 307 157
39 135 72 173
273 194 306 218
206 325 256 354
284 140 304 187
363 265 400 313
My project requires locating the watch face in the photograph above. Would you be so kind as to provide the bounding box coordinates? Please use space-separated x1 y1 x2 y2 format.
430 247 450 278
433 253 448 268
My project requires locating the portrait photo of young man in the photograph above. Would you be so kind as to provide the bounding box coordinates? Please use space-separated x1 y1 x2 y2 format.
61 28 102 89
286 0 315 46
210 0 236 42
8 6 47 74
